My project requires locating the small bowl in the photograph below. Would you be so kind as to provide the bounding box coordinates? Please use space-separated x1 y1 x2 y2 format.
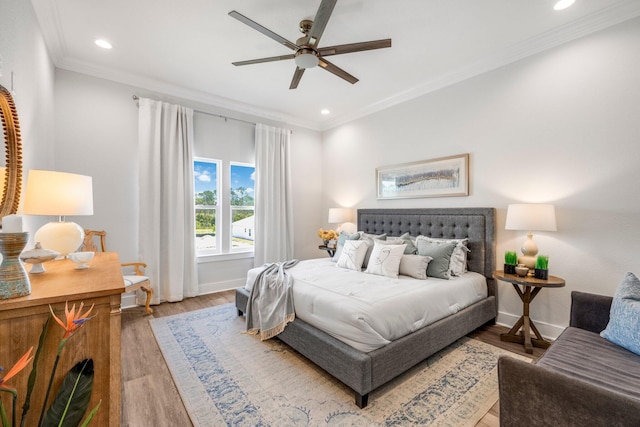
515 266 529 277
68 251 95 269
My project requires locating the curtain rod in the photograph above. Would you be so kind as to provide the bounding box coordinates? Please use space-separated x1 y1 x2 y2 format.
132 94 256 127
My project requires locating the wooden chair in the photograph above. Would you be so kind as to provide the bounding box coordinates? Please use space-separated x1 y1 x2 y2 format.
82 230 153 314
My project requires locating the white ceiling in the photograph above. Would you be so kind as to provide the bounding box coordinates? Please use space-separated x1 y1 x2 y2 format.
31 0 640 131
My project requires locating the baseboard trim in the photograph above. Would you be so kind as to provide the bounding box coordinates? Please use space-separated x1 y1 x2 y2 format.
497 311 565 340
120 279 245 310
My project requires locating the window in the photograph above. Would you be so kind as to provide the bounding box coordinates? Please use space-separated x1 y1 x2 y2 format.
194 159 255 256
230 163 255 251
194 159 220 254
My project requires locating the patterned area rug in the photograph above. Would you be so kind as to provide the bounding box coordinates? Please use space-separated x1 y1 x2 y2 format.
150 304 524 426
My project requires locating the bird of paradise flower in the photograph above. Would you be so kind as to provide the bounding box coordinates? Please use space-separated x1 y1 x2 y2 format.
0 301 101 427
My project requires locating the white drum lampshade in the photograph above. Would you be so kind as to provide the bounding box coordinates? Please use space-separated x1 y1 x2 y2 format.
505 203 557 268
328 207 356 234
23 170 94 256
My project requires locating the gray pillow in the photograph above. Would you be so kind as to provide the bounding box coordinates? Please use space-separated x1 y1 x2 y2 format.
416 239 457 279
395 232 418 255
399 255 432 280
331 231 361 262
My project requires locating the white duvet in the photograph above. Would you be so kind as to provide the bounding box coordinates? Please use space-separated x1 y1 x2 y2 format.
244 258 487 353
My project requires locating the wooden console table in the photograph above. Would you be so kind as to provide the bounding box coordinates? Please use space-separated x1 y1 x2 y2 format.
0 252 124 426
494 270 565 354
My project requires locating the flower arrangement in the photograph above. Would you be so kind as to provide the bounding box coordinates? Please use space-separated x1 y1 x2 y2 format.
0 302 100 427
317 228 337 244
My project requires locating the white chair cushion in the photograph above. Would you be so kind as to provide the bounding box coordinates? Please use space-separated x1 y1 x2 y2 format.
123 275 149 288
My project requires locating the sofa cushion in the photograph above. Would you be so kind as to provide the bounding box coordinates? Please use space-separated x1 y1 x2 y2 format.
536 326 640 401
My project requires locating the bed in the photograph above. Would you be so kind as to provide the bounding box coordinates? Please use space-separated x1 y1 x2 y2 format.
235 208 497 408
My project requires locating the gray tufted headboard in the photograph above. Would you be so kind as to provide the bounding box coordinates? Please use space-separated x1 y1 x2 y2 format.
357 208 496 297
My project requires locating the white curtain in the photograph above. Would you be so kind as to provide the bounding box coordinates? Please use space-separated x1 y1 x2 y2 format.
137 97 198 302
254 123 294 267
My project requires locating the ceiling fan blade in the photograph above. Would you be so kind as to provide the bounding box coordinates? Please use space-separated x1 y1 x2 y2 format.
233 54 295 66
307 0 337 48
318 39 392 57
289 67 305 90
229 10 298 51
318 58 358 84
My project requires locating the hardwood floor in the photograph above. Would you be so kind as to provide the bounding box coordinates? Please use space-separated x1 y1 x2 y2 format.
121 291 544 426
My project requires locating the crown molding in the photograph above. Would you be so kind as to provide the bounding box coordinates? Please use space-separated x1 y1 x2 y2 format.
55 57 320 130
30 0 67 64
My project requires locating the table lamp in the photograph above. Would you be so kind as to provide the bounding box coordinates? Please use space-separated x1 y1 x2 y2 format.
328 207 355 234
23 170 94 256
505 203 556 268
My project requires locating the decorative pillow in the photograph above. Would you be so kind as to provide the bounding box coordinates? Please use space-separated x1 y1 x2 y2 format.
600 272 640 356
364 241 406 278
331 231 361 262
358 232 387 268
389 232 418 255
399 255 432 280
415 239 457 279
416 236 469 276
336 240 369 271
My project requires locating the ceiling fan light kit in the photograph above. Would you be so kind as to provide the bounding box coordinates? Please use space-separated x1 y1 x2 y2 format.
229 0 391 89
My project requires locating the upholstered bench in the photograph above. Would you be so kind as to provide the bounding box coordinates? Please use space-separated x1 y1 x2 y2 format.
498 290 640 427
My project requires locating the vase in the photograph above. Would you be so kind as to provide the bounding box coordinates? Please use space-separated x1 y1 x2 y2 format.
504 264 516 274
534 268 549 280
0 232 31 299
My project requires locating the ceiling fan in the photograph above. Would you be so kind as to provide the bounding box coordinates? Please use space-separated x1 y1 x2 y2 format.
229 0 392 89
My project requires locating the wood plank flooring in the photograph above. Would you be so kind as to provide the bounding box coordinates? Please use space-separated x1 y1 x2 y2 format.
121 291 544 426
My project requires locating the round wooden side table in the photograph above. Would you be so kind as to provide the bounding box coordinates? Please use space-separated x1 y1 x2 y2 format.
493 270 565 354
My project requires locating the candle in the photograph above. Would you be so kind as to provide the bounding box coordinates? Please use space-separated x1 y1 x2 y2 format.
2 214 23 233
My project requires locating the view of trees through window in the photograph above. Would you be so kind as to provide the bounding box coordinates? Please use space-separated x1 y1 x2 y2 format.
195 160 218 252
194 160 255 253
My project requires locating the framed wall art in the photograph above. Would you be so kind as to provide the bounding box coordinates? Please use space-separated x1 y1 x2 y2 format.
376 153 469 199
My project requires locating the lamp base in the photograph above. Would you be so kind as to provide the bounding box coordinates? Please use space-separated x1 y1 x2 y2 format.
518 255 536 269
35 221 85 256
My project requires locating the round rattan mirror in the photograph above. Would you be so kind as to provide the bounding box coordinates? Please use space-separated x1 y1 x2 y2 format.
0 84 23 220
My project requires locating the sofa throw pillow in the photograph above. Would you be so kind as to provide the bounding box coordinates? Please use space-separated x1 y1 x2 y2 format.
399 254 432 280
331 231 361 262
365 241 406 278
336 239 369 271
415 239 457 279
359 232 387 268
416 236 469 276
600 272 640 356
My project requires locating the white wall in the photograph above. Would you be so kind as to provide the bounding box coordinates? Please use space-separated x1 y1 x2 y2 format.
0 0 55 236
53 69 323 299
321 17 640 338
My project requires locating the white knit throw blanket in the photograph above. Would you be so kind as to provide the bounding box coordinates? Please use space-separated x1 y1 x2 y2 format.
246 259 299 340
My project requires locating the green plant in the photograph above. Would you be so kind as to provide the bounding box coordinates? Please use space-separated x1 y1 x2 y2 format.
535 255 549 270
504 251 518 265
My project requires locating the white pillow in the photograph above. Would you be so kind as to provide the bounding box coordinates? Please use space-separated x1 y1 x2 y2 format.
365 241 406 278
358 232 387 268
399 255 433 280
416 236 469 276
336 240 369 271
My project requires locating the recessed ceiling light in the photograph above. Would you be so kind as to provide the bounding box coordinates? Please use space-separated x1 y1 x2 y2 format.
321 109 330 115
95 39 112 49
554 0 575 10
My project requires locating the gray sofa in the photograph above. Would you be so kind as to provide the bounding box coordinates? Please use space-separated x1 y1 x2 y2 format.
498 291 640 426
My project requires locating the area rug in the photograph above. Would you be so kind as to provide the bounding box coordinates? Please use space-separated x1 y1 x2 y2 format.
150 304 526 426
